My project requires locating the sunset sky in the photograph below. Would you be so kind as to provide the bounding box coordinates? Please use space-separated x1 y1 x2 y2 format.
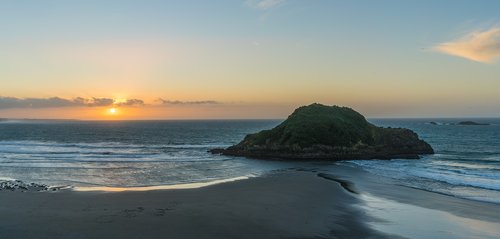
1 0 500 119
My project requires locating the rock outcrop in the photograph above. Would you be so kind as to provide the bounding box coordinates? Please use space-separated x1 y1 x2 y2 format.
211 103 434 160
457 121 489 126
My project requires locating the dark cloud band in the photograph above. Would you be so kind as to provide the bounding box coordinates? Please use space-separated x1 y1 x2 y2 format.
0 97 143 109
0 97 218 109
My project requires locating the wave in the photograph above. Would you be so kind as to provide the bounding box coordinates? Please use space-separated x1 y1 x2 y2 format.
0 157 229 165
0 139 238 172
430 160 500 170
347 157 500 192
0 176 17 181
73 176 252 192
0 140 230 158
410 169 500 191
0 140 230 149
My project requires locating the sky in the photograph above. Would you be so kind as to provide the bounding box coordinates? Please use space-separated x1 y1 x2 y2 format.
1 0 499 119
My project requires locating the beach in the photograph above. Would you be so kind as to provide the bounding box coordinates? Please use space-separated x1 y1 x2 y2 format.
1 165 499 239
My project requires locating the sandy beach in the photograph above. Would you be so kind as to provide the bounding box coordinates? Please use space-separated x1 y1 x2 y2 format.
0 169 387 239
1 165 499 239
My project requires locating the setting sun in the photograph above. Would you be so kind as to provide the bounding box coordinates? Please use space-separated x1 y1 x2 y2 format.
109 108 117 114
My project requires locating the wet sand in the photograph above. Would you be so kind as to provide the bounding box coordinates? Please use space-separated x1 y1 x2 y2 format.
0 170 398 239
324 164 500 223
319 164 500 238
1 165 499 239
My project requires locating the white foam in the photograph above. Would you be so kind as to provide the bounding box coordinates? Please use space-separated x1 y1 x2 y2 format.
0 176 17 181
73 176 250 192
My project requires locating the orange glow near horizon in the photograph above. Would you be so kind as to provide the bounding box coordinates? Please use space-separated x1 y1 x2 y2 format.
0 103 299 120
104 107 123 119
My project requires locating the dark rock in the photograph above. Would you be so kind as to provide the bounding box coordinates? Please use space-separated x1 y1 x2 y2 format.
457 121 489 126
210 103 434 160
0 180 51 192
208 148 225 154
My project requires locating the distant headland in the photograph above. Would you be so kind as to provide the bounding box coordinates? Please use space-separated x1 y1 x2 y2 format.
428 121 490 126
457 121 490 126
211 103 434 160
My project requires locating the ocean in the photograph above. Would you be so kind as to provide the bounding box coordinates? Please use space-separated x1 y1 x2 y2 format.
346 118 500 204
0 118 499 204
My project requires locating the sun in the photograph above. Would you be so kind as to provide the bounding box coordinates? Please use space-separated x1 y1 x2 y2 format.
109 108 117 114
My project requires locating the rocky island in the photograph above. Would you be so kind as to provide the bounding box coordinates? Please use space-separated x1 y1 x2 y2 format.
457 121 490 126
211 103 434 160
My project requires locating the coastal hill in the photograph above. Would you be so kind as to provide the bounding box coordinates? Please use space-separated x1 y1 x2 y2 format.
211 103 434 160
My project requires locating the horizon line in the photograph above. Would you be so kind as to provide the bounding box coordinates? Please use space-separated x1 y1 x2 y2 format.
2 116 500 122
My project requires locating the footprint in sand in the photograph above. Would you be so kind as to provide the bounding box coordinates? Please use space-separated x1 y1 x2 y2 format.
95 215 115 223
153 208 172 216
153 202 181 216
121 207 145 218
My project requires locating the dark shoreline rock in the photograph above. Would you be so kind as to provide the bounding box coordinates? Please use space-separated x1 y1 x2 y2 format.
210 103 434 160
0 180 57 192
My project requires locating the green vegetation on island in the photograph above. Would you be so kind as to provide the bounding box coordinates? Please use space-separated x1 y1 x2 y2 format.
211 103 434 160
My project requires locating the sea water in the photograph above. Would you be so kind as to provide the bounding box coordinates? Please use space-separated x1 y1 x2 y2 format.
347 118 500 204
0 120 286 187
0 118 499 204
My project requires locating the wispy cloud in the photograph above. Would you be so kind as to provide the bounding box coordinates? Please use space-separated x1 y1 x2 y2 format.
115 99 145 107
0 97 67 109
0 96 222 109
434 27 500 63
73 97 114 107
246 0 286 10
156 99 221 105
0 97 143 109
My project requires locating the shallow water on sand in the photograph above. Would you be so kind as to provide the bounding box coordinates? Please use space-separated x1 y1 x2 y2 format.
361 193 500 239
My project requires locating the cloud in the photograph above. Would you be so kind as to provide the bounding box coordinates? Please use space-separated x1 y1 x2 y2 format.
156 99 221 105
73 97 114 107
0 97 221 109
434 27 500 63
246 0 286 9
0 97 77 109
115 99 145 107
0 97 120 109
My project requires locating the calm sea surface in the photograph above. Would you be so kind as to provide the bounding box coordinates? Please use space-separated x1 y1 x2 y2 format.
0 119 499 203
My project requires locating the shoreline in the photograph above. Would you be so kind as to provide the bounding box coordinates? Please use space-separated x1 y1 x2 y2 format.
3 163 500 206
2 163 499 206
327 164 500 223
0 169 394 239
1 165 499 238
72 176 251 192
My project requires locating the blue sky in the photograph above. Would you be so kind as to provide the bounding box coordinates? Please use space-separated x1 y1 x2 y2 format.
1 0 499 119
